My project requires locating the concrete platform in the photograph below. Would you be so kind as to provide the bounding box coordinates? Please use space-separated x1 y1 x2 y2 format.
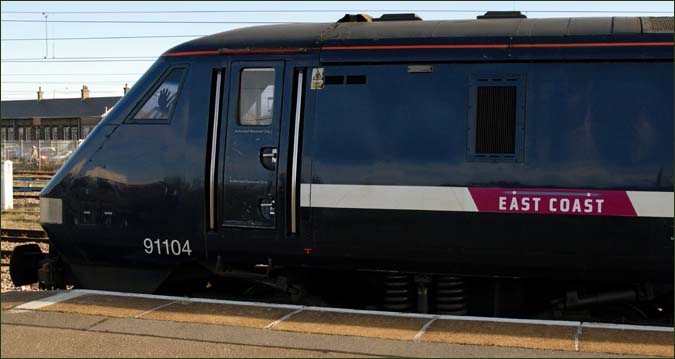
144 300 294 329
274 310 429 340
421 319 578 352
2 290 672 358
41 294 175 318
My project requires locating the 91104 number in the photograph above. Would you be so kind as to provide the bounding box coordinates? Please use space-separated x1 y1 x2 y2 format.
143 238 192 256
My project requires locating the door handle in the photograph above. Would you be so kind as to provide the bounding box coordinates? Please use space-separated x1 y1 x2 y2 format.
261 148 278 163
260 199 276 219
260 148 277 171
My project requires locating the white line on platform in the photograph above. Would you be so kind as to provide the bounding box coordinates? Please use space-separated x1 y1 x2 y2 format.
14 290 87 310
264 307 305 329
302 305 581 327
574 324 583 351
581 321 675 332
135 300 179 319
414 315 439 342
15 289 675 333
6 309 31 314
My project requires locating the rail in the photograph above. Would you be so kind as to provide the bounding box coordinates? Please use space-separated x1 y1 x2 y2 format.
1 228 48 240
14 171 55 178
1 229 49 266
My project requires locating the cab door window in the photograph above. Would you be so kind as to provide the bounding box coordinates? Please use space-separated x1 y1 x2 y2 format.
238 68 275 126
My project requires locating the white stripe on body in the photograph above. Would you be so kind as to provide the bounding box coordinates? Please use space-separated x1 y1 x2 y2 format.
302 184 478 212
301 184 673 218
627 191 674 218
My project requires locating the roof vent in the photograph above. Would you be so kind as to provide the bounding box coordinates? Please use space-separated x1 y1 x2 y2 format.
337 14 373 23
641 17 674 33
477 11 527 19
374 13 422 22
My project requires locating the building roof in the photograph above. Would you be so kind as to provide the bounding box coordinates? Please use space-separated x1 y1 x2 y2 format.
166 16 673 54
1 96 122 119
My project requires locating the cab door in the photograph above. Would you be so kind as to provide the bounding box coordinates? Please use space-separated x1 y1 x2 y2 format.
221 61 285 228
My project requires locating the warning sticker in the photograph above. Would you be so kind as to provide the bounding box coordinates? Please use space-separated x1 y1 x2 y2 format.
310 68 324 90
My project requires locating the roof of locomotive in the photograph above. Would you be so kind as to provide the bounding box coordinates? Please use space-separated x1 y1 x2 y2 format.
166 16 673 54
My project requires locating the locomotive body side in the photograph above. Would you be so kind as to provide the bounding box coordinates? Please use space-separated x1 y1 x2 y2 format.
32 17 673 300
304 60 673 283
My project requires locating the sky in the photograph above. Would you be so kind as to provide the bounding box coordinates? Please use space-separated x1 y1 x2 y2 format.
1 1 673 101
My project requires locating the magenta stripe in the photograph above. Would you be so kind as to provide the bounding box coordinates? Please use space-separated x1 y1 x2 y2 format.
469 187 637 217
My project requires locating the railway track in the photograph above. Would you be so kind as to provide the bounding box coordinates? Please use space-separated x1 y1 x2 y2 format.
12 177 49 195
14 187 43 193
14 170 55 177
13 192 40 198
1 229 48 267
14 175 53 180
2 235 49 244
1 250 13 266
0 210 39 216
1 229 48 242
14 177 50 182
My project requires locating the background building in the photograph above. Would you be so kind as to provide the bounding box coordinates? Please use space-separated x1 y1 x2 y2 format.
1 85 121 142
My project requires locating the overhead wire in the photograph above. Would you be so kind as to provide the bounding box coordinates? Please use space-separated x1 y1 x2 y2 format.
1 7 671 96
2 91 125 94
1 59 155 63
2 56 155 60
2 9 673 14
3 56 155 60
4 12 670 25
2 35 206 41
3 81 137 84
2 8 671 26
2 19 295 24
2 73 144 76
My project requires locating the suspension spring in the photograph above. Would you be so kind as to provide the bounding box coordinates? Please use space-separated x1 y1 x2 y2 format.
435 275 467 315
383 273 412 311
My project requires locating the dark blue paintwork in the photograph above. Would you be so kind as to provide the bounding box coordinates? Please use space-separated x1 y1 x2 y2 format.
38 17 673 292
306 60 672 283
311 62 673 189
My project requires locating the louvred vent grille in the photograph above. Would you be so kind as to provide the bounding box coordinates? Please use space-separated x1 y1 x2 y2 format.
475 86 517 154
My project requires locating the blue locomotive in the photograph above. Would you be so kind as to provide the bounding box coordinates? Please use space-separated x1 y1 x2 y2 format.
12 12 674 321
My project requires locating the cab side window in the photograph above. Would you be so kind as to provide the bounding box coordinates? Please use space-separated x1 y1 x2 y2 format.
238 68 275 126
133 68 186 121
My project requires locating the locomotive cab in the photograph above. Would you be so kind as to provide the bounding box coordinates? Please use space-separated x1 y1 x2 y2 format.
30 49 314 292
